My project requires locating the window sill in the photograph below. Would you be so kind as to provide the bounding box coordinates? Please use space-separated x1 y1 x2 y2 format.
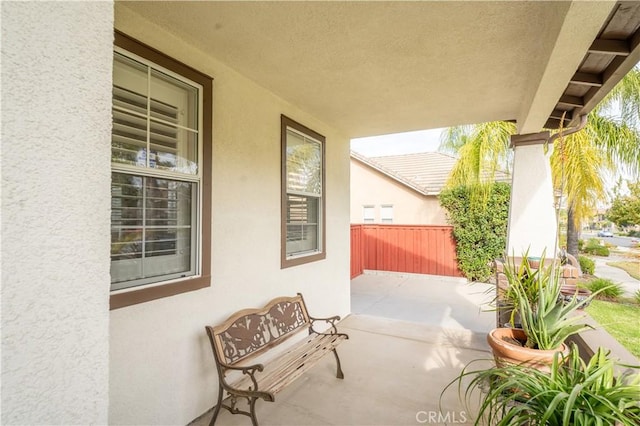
110 275 211 310
281 252 326 269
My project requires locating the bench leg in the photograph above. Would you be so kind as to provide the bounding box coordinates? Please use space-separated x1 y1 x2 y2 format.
209 384 224 426
249 396 259 426
332 348 344 379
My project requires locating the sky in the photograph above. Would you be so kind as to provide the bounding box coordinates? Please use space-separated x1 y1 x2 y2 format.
350 128 445 157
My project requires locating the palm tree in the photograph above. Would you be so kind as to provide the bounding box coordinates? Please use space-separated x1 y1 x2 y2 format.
440 65 640 257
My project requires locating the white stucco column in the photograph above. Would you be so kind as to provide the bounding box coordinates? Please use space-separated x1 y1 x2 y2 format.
1 2 113 424
506 132 558 258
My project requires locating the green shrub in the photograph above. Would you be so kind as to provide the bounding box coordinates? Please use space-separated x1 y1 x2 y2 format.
439 183 510 281
627 230 640 238
583 245 610 256
583 238 610 256
586 238 601 247
578 255 595 275
588 278 623 300
635 289 640 305
577 239 584 251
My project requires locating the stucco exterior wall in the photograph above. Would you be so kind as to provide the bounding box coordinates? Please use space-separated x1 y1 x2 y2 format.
110 6 351 425
350 159 448 225
1 2 113 424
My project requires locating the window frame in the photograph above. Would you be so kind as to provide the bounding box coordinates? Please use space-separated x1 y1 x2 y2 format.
281 115 326 268
381 204 394 223
363 205 375 223
110 31 212 310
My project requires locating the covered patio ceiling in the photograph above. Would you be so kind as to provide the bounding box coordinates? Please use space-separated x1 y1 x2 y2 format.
120 1 640 138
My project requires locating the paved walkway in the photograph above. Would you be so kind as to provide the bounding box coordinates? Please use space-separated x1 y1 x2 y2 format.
351 271 495 333
592 254 640 297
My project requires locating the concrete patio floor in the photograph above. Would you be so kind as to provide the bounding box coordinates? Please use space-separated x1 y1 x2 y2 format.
194 272 495 426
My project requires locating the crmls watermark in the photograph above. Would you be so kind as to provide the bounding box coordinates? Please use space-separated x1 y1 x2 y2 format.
415 410 468 424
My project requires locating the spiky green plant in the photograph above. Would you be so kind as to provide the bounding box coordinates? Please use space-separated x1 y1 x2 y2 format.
447 345 640 425
588 278 624 300
500 254 546 327
515 272 595 350
503 254 600 350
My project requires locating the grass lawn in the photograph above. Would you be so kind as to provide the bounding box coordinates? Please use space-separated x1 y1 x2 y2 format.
606 260 640 280
586 300 640 358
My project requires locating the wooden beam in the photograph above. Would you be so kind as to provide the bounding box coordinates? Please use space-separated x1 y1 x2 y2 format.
510 131 550 147
549 109 572 120
544 118 563 130
588 39 630 56
557 95 584 108
570 72 602 87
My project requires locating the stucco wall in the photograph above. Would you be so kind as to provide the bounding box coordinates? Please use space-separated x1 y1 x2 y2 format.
1 2 113 424
350 159 448 225
110 6 351 425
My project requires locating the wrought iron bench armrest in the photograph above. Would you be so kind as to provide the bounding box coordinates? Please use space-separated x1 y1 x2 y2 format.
309 315 341 335
218 361 265 395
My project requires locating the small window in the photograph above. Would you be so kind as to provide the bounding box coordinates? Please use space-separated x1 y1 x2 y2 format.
381 204 394 223
363 205 375 223
110 32 212 309
281 115 326 268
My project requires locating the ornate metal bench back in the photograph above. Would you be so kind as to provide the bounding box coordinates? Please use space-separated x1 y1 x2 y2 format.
211 294 311 365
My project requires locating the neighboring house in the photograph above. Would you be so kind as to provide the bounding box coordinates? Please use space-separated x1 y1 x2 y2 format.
350 151 510 225
3 2 639 426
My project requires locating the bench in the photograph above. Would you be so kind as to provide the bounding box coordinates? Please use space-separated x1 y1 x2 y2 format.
205 293 348 426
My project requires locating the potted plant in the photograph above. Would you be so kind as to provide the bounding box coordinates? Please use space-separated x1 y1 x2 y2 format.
495 253 547 328
488 253 599 369
447 345 640 425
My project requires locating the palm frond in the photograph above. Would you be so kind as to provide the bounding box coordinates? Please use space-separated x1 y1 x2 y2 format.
599 64 640 129
551 130 608 226
587 113 640 177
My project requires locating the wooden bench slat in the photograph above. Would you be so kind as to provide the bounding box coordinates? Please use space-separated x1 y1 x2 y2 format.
230 333 347 395
265 334 347 395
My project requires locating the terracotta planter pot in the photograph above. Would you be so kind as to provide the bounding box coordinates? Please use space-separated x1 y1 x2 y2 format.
487 328 569 371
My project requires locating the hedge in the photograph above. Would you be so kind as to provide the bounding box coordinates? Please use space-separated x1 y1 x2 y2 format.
439 183 511 281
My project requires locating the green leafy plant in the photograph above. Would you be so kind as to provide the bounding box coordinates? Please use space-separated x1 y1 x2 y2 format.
499 254 546 327
578 255 595 275
447 345 640 425
506 256 597 350
583 238 611 256
636 289 640 304
588 278 624 300
439 182 510 281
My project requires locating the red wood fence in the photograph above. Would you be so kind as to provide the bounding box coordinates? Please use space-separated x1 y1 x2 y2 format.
350 224 462 279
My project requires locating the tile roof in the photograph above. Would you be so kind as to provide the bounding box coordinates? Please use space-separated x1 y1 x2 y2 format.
351 151 511 195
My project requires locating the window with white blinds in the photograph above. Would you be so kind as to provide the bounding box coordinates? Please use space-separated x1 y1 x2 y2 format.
111 49 202 291
363 205 375 223
381 204 394 223
281 116 326 268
